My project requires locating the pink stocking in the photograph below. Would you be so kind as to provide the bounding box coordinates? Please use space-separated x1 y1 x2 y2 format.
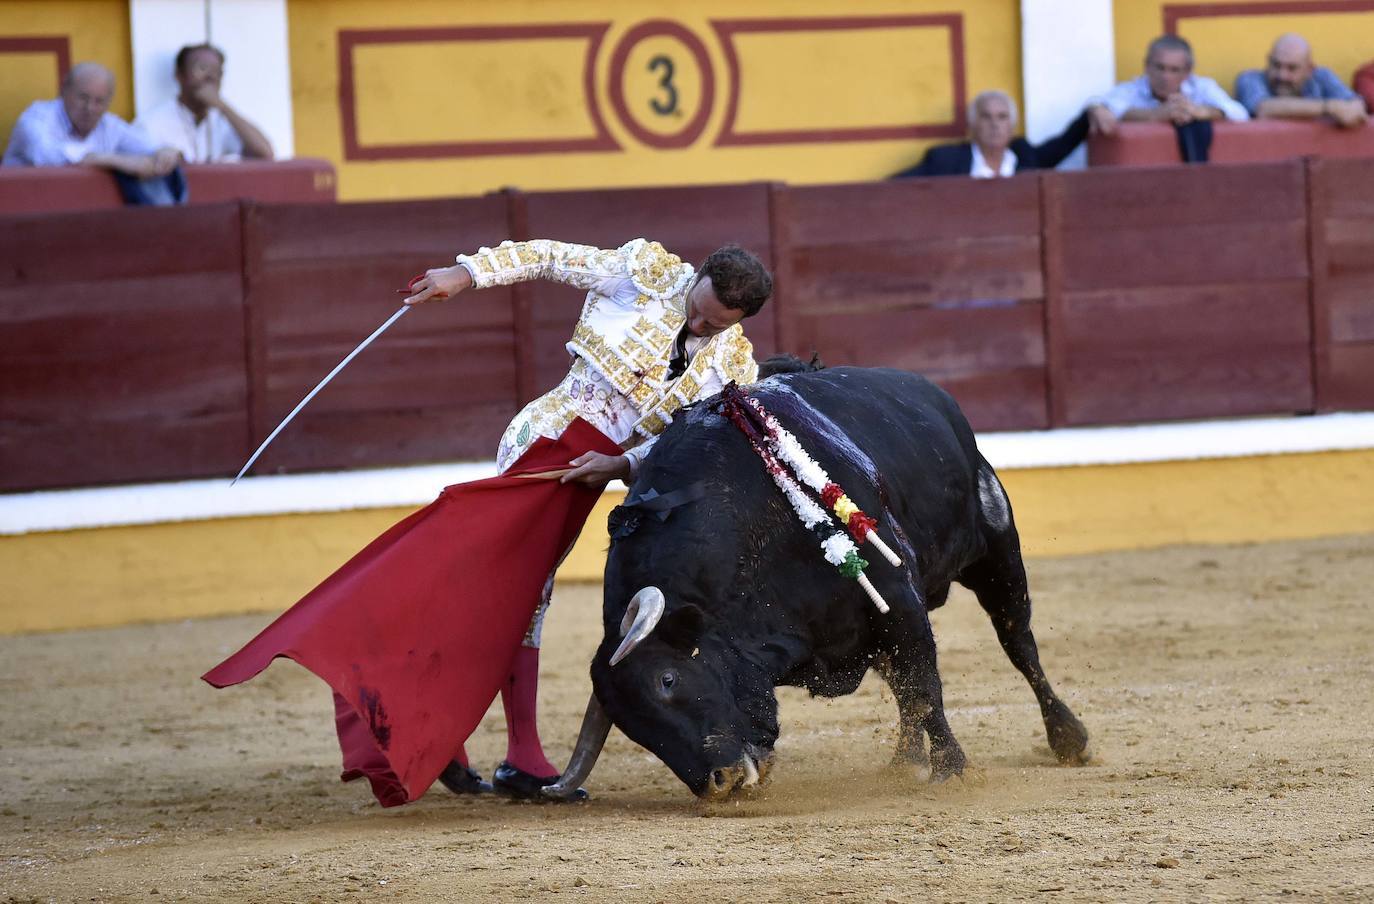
500 645 559 777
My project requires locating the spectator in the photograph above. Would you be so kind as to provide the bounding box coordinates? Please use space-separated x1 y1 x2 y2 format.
1235 34 1368 127
136 44 273 162
3 62 179 172
1087 35 1248 163
891 90 1089 178
1351 58 1374 116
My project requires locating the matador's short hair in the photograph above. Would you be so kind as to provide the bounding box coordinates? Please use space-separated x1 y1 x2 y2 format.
698 245 773 318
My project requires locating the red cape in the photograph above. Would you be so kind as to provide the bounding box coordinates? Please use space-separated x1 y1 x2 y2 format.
202 418 622 806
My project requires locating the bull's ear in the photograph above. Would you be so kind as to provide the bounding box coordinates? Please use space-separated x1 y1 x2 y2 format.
657 604 707 654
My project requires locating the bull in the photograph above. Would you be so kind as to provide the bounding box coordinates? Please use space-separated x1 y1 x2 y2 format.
544 365 1089 800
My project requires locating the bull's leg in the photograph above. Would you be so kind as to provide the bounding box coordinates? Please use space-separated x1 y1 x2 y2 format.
874 654 928 771
957 465 1090 764
875 589 965 782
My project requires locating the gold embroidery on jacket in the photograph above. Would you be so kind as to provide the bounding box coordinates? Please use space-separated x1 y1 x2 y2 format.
455 238 756 443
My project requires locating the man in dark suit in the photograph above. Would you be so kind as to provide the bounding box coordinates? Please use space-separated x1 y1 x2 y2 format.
892 90 1089 178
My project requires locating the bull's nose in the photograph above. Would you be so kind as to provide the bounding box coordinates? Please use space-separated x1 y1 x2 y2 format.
707 767 736 799
701 753 773 800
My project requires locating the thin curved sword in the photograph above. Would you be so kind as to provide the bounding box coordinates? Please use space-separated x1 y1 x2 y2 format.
231 305 411 485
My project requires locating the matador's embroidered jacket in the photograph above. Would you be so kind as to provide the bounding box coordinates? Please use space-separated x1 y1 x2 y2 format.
455 238 759 472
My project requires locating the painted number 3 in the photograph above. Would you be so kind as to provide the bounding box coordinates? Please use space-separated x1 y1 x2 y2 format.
648 54 679 116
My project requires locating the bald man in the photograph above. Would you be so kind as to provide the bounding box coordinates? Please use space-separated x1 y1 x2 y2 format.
3 62 181 178
1235 34 1368 128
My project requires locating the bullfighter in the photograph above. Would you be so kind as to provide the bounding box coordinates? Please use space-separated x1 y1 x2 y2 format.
204 237 772 806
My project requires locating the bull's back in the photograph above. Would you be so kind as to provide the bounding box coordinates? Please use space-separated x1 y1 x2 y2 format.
752 367 986 574
754 367 980 485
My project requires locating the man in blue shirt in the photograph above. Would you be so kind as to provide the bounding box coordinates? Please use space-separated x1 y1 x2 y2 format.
1086 35 1247 163
1235 34 1368 128
3 62 183 198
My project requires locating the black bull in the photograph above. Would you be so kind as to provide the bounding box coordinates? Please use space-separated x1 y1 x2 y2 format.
543 367 1089 800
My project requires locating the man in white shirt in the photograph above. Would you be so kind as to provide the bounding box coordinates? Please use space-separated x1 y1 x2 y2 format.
891 91 1089 179
136 44 273 163
1088 35 1248 162
4 62 179 176
3 61 187 204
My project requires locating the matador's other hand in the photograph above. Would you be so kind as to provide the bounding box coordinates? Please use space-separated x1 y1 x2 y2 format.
561 451 631 487
403 265 473 305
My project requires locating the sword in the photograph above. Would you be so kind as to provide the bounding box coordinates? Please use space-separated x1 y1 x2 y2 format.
231 301 413 485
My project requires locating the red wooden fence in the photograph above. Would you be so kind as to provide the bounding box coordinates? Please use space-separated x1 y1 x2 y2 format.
1310 157 1374 412
778 177 1049 430
2 158 1371 493
0 203 248 488
1048 161 1313 426
241 197 515 472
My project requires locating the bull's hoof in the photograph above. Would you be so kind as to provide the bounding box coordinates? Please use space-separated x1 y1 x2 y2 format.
493 761 589 803
1046 706 1091 765
928 745 966 783
437 762 492 796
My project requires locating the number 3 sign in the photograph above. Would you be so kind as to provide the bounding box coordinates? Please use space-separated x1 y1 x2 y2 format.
608 20 716 149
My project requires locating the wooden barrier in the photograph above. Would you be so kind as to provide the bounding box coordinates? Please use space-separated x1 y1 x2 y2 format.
1088 121 1374 168
1045 161 1313 426
777 177 1049 431
1310 157 1374 412
0 203 248 491
2 160 1370 492
241 196 515 473
0 158 337 216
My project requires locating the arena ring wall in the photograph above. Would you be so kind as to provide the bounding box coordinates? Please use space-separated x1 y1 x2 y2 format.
4 159 1374 634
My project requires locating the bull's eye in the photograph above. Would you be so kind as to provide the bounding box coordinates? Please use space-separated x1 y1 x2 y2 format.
659 670 678 690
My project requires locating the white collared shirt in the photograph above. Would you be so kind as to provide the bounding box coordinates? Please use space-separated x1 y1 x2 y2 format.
1091 74 1250 122
136 98 244 163
2 99 159 166
971 144 1017 178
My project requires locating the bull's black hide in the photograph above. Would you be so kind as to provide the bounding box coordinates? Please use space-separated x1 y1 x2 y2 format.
589 367 1089 798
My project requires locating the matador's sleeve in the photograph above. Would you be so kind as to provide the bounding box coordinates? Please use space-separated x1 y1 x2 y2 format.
454 238 694 304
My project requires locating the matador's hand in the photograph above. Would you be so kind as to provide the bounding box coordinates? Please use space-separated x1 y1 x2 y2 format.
403 265 473 305
561 451 631 487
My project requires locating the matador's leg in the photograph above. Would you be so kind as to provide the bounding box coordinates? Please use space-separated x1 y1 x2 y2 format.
500 541 575 778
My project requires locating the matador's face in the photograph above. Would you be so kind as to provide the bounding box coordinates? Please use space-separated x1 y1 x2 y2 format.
685 276 745 339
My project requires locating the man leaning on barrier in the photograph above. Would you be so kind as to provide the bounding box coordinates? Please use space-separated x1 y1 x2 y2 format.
1235 34 1368 128
2 61 185 204
1086 35 1249 164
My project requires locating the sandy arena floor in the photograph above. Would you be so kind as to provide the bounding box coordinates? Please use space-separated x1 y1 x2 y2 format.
3 534 1373 903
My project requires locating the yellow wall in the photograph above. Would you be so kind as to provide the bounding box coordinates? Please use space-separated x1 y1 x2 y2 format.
0 0 134 152
1113 0 1374 93
5 449 1374 634
287 0 1022 201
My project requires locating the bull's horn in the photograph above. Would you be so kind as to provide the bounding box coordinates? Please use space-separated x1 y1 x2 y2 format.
541 694 611 799
609 586 666 666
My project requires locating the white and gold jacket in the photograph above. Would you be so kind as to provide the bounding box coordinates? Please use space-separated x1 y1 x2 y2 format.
455 238 759 472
